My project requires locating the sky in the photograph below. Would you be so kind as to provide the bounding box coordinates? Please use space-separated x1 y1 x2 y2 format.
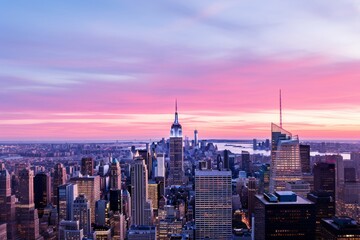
1 0 360 141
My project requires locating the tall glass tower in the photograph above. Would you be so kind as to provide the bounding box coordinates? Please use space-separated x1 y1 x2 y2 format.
270 123 302 192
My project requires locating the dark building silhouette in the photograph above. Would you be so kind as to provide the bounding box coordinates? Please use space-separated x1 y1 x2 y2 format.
109 189 122 213
223 149 230 170
320 217 360 239
300 144 311 173
313 162 335 199
242 151 250 174
34 172 51 218
52 163 66 205
81 157 94 176
254 191 316 240
307 192 335 239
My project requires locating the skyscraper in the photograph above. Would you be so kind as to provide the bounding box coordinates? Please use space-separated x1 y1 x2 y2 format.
0 163 17 240
34 172 51 218
70 175 100 224
300 144 311 173
270 123 302 192
58 220 84 240
16 168 43 240
247 177 257 224
58 183 78 222
52 163 67 205
131 158 152 225
307 192 335 239
254 191 316 240
73 194 91 237
168 101 184 186
109 158 122 190
194 129 198 148
81 157 94 176
313 162 335 199
195 170 232 240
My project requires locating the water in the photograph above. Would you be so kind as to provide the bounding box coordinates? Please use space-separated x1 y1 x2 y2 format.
215 142 350 160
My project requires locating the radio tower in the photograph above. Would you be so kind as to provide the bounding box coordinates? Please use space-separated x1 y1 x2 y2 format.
279 89 283 128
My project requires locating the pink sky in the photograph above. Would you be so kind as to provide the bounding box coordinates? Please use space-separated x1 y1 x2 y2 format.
1 1 360 140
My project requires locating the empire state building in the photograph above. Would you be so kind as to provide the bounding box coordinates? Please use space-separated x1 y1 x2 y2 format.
168 101 184 186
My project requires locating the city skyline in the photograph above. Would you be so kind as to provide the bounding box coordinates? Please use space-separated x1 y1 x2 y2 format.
1 1 360 140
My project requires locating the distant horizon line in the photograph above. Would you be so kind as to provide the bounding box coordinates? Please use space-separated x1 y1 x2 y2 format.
0 138 359 144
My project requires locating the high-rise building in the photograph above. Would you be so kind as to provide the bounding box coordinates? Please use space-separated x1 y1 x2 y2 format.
127 225 156 240
109 189 122 213
52 163 67 205
351 152 360 181
70 175 100 224
131 158 152 225
313 162 335 199
34 172 51 218
337 182 360 222
58 183 78 222
194 129 198 148
195 170 232 240
81 157 94 176
168 101 184 186
241 150 250 173
0 163 17 240
247 177 257 224
148 181 158 211
16 168 43 240
59 220 84 240
285 181 311 199
73 194 91 237
320 217 360 239
254 191 316 240
0 223 6 240
112 212 126 240
307 192 335 239
300 144 311 173
270 123 302 192
155 153 165 178
95 199 109 227
110 158 122 190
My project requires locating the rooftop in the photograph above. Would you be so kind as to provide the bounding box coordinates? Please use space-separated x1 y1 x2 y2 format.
195 169 232 176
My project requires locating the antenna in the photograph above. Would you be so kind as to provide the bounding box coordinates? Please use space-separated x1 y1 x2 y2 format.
175 99 178 113
279 89 283 128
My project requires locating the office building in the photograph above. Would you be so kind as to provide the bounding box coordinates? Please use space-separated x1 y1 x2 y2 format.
300 144 311 173
247 177 257 224
131 158 153 225
34 172 51 218
321 217 360 239
313 162 335 199
16 168 43 240
254 191 316 240
81 157 94 176
58 183 78 222
337 182 360 222
195 170 232 240
307 192 335 239
0 163 17 240
155 153 165 178
148 181 159 211
168 101 184 186
70 175 100 223
110 189 122 213
95 200 110 227
0 223 6 240
127 225 156 240
194 129 198 148
52 163 67 205
242 151 250 173
285 181 311 199
110 158 121 190
73 194 91 237
270 123 302 192
59 220 84 240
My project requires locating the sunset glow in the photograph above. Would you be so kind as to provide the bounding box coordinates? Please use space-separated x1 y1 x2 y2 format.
1 1 360 140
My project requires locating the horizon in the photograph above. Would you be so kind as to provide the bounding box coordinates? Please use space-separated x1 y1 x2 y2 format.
1 1 360 140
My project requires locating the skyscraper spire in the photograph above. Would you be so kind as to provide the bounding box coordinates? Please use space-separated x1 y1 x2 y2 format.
174 99 179 124
279 89 283 128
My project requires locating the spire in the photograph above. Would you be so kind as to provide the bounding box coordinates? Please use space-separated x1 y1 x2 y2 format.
174 99 179 123
279 89 283 128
